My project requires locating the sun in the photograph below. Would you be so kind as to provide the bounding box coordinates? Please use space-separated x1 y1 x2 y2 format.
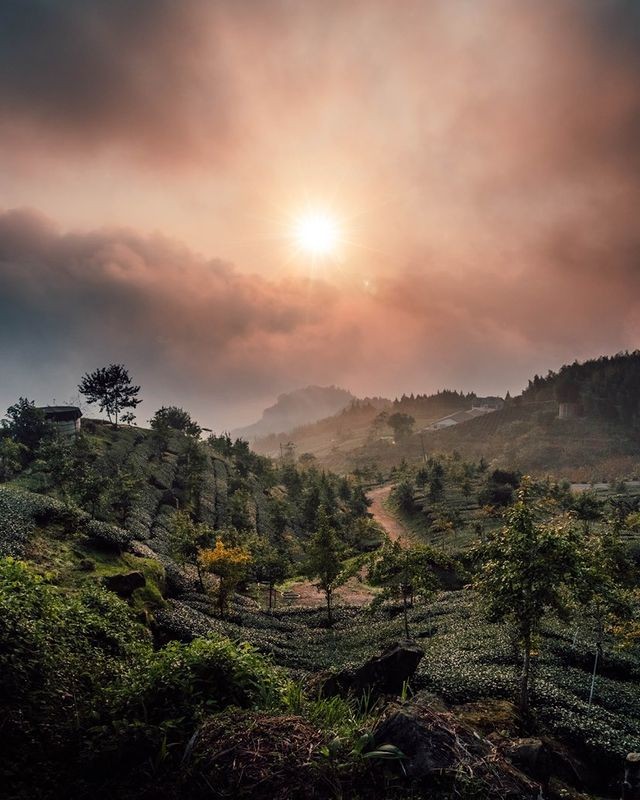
293 211 340 257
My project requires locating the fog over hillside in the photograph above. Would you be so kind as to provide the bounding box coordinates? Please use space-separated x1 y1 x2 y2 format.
232 385 355 439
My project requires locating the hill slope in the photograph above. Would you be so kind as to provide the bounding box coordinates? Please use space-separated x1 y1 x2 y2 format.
2 412 640 798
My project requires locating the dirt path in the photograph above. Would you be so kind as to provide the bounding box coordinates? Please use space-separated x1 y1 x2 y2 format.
274 484 407 609
367 484 409 545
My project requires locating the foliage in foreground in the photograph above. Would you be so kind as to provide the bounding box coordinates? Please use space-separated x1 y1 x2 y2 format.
0 558 289 796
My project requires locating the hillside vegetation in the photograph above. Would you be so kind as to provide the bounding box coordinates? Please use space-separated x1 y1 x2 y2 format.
2 361 640 799
252 390 475 464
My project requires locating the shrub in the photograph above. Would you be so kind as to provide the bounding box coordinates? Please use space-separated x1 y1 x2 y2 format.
0 558 148 787
110 637 289 752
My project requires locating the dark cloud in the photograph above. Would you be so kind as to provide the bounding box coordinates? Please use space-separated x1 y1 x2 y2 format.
0 208 638 428
0 0 228 161
0 209 351 425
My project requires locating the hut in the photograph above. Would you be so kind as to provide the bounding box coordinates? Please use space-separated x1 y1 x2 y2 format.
39 406 82 436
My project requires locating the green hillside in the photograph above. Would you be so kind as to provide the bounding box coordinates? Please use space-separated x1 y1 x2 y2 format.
2 368 640 799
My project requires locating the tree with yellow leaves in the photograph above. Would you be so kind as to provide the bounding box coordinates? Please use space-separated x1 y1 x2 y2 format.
199 540 252 618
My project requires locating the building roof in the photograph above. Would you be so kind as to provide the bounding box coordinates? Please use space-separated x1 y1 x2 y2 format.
39 406 82 420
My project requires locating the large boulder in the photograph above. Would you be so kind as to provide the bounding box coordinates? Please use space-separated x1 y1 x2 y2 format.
372 700 540 797
320 640 424 697
103 571 145 598
374 707 454 777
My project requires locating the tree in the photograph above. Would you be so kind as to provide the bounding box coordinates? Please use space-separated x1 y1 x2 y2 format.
474 482 583 715
3 398 50 459
180 437 208 514
573 527 632 709
149 416 171 461
37 434 108 513
151 406 201 437
370 411 389 439
0 436 25 482
77 467 110 518
428 475 444 503
369 541 437 638
199 540 252 617
168 510 214 591
298 452 317 469
303 509 351 625
253 542 290 610
36 437 76 505
393 479 416 514
387 412 415 442
570 491 604 521
229 489 254 534
78 364 141 427
108 468 141 527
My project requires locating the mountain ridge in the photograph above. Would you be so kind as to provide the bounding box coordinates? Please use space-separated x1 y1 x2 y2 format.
232 384 356 440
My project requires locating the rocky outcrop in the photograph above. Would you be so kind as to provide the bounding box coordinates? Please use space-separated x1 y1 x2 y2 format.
504 738 551 789
320 640 424 697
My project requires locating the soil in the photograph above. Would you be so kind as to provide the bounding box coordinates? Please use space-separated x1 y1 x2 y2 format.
277 484 409 609
366 484 410 544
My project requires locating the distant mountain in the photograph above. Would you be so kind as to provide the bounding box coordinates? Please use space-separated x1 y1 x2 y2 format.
232 385 355 440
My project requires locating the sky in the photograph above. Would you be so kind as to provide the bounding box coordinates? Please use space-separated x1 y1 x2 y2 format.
1 0 639 429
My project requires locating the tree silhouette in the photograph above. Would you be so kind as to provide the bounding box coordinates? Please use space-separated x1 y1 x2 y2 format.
78 364 141 428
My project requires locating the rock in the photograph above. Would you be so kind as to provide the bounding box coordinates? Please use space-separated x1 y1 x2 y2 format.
103 571 145 598
372 701 539 797
128 540 158 560
504 738 551 787
623 753 640 800
374 707 453 777
321 640 424 697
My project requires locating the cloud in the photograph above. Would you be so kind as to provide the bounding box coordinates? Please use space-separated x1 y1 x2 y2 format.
2 0 639 175
0 0 229 163
0 2 639 425
0 208 638 428
0 209 369 425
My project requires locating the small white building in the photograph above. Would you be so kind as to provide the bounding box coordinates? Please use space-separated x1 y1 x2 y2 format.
39 406 82 436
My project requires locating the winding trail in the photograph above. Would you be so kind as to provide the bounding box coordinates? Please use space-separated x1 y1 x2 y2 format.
366 484 409 545
273 484 407 609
